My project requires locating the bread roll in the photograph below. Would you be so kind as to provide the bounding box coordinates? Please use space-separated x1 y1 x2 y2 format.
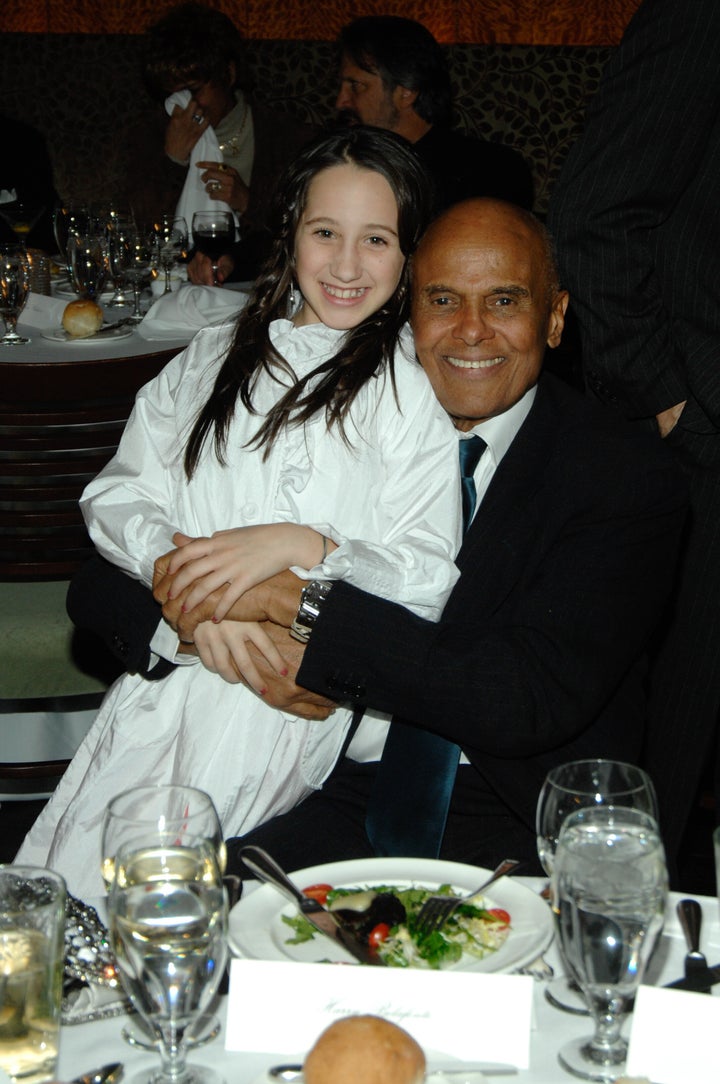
62 299 104 338
304 1015 426 1084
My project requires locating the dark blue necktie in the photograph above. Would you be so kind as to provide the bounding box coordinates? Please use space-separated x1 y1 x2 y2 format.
365 435 487 857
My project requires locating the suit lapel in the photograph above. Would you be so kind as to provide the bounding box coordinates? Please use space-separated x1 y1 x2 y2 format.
448 381 558 619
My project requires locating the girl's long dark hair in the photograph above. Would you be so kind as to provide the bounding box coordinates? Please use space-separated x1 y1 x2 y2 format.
184 127 434 478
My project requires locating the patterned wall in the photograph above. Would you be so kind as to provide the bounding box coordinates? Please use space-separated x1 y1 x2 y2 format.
2 0 641 45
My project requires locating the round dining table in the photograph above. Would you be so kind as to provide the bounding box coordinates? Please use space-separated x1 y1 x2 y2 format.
54 883 720 1084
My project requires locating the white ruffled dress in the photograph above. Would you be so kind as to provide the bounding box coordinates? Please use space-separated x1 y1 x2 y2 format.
17 319 462 899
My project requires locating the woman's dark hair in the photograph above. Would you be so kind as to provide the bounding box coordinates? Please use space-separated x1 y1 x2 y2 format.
184 126 434 478
142 2 251 101
338 17 452 128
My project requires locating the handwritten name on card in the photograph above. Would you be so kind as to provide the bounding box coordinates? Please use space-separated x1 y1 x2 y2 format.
226 958 532 1065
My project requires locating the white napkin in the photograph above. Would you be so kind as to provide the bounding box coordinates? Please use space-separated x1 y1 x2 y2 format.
137 282 248 340
165 90 240 233
18 291 67 329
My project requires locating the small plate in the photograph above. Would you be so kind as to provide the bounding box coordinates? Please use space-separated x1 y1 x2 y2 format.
229 856 553 973
42 325 134 343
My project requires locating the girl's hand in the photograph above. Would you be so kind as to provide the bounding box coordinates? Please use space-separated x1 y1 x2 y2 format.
193 619 287 691
165 524 330 620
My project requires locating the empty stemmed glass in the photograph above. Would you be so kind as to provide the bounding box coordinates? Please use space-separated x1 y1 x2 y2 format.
191 211 234 287
157 214 187 294
123 227 155 323
107 831 227 1084
536 759 658 1014
67 231 107 301
106 218 134 308
0 245 31 345
52 202 89 276
552 806 667 1081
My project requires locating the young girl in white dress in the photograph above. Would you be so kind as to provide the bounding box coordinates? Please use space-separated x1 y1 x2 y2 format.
17 128 462 898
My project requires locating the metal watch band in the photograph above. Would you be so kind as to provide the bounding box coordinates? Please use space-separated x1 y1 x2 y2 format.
289 579 333 644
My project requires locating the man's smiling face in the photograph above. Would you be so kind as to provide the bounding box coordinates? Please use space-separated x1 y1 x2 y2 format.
411 200 568 431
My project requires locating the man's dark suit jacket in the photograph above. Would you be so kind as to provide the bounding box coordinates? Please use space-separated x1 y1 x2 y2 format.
69 373 687 847
548 0 720 866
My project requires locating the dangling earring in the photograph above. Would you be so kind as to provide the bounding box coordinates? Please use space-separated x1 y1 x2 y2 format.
288 282 297 312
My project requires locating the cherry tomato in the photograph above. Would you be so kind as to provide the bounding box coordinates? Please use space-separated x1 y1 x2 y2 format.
302 883 333 905
368 922 391 946
487 907 511 926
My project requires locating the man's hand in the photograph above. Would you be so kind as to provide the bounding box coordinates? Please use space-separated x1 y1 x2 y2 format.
196 161 250 215
244 624 336 719
656 400 686 437
187 251 235 286
165 99 207 163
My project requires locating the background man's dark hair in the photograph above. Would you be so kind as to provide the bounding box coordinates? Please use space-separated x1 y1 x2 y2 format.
338 16 452 127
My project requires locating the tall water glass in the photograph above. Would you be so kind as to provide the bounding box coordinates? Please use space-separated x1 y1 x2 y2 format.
552 806 667 1081
0 866 67 1084
108 839 227 1084
0 248 31 345
67 232 107 301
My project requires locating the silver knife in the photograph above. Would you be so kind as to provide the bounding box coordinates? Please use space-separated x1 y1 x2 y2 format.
268 1062 517 1080
94 318 135 336
664 898 715 993
71 1064 124 1084
240 846 384 966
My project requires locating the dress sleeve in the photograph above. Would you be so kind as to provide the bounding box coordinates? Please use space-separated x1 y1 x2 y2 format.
293 344 462 621
80 333 217 588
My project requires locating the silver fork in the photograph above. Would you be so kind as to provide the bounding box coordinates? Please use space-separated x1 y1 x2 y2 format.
415 858 521 935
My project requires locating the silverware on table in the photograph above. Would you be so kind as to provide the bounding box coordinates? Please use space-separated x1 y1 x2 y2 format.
93 318 135 336
70 1063 124 1084
267 1062 517 1080
239 845 384 966
664 898 718 993
415 859 521 935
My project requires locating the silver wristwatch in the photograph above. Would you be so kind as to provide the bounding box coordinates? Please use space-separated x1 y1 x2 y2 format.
289 580 333 643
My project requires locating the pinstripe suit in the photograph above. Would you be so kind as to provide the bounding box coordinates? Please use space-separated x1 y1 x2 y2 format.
548 0 720 874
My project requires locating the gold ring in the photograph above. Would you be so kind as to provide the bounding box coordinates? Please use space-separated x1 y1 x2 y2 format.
217 163 227 173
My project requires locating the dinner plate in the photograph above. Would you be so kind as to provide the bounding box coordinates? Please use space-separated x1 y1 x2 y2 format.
228 857 553 973
41 325 134 343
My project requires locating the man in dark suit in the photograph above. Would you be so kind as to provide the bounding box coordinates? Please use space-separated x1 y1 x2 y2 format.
122 198 685 875
548 0 720 877
335 16 533 213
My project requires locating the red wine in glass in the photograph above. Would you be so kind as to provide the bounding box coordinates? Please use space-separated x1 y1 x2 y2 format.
191 212 235 286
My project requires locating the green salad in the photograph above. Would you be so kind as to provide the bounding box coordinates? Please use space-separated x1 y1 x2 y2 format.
282 882 511 970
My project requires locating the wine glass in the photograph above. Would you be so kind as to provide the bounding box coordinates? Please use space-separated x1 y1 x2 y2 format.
52 202 89 275
101 784 227 1054
157 214 188 294
552 806 667 1081
0 246 31 345
107 837 228 1084
191 211 235 287
536 759 658 1014
123 226 155 323
106 218 134 308
67 231 107 301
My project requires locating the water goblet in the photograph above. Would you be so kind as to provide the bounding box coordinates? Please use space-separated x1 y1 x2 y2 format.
191 211 235 287
536 758 658 1014
552 806 667 1081
107 838 228 1084
122 227 155 323
101 784 227 1054
0 247 31 345
67 232 107 301
52 202 89 275
106 219 134 308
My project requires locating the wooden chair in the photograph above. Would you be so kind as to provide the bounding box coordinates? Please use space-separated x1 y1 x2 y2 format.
0 349 175 793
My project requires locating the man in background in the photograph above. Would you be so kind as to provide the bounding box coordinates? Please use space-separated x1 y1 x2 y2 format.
548 0 720 880
336 16 533 213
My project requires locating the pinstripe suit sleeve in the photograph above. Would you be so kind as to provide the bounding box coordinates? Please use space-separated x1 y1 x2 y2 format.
548 0 720 423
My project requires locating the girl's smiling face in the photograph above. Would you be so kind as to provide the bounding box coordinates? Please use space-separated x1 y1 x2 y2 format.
292 163 405 330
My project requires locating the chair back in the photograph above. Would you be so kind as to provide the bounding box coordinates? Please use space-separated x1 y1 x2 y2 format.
0 350 174 580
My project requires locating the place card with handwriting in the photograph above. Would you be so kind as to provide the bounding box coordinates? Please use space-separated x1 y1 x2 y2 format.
226 959 533 1065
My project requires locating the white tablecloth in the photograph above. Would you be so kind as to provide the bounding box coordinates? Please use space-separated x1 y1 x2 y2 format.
55 885 720 1084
